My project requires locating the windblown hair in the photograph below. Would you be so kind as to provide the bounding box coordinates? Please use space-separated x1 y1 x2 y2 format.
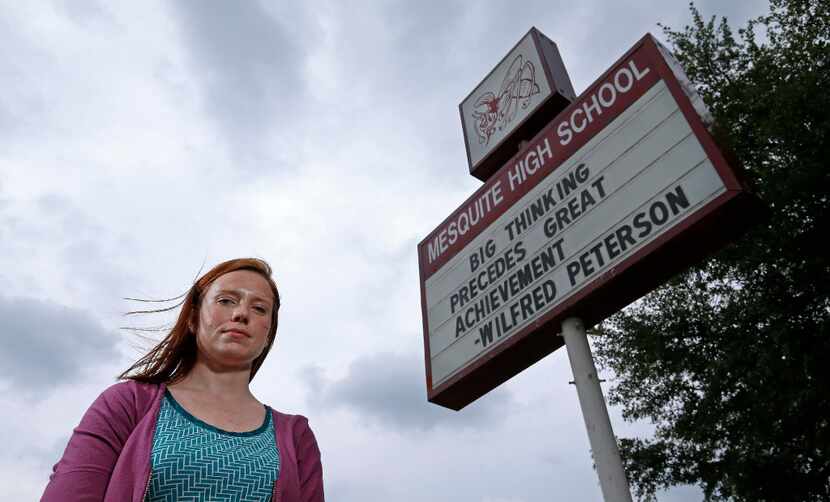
119 258 281 384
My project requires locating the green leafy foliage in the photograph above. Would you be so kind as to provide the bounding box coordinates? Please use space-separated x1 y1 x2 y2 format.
594 1 830 500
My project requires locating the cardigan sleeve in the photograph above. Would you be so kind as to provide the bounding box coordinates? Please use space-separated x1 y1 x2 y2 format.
295 417 325 502
41 382 140 502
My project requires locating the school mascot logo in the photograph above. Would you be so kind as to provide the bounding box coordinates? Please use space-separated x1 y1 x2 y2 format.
472 55 540 146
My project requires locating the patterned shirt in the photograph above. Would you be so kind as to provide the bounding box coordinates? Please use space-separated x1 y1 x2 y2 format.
144 390 280 501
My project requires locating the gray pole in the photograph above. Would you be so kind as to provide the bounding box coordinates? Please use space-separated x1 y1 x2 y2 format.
561 317 633 502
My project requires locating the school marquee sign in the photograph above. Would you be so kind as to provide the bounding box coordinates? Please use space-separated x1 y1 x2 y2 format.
418 33 754 410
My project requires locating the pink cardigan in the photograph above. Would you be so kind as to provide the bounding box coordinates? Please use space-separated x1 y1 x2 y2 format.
41 380 324 501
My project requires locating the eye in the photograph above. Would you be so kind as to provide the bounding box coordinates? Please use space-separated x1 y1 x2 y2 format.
253 305 269 315
217 297 235 305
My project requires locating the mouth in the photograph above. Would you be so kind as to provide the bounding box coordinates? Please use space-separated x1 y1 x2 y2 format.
222 328 251 338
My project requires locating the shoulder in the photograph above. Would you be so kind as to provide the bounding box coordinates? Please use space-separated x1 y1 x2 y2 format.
99 380 163 407
101 379 161 397
91 380 164 426
271 410 320 449
271 409 312 435
271 409 308 425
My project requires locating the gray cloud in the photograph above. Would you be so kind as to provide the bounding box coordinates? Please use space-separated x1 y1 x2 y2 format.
0 295 118 393
168 1 308 157
301 351 513 432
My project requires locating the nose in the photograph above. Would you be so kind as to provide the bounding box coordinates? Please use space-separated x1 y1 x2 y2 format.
231 304 249 323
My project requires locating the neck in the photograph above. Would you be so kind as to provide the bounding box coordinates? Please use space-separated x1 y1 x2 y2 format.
173 359 255 401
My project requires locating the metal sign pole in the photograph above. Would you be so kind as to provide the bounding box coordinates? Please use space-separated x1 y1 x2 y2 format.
561 317 633 502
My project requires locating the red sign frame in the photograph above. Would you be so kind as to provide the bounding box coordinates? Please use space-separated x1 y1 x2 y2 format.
419 34 758 410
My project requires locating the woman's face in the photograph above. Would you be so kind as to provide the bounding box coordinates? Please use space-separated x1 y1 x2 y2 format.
192 269 275 371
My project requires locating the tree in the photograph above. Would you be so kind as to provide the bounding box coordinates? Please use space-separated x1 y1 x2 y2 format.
594 1 830 500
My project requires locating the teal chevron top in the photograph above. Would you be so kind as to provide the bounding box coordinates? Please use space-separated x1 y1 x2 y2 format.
144 390 280 502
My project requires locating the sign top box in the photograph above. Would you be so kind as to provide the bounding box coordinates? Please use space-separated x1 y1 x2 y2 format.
460 28 576 182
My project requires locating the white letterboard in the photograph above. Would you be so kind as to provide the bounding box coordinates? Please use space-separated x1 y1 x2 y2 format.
426 80 726 386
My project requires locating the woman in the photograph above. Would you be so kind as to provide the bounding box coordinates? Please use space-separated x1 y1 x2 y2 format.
42 258 324 501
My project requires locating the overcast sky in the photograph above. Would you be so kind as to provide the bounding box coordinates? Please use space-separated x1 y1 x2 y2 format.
0 1 768 500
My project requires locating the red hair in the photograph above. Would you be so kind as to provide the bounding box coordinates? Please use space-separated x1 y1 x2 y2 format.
119 258 281 383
